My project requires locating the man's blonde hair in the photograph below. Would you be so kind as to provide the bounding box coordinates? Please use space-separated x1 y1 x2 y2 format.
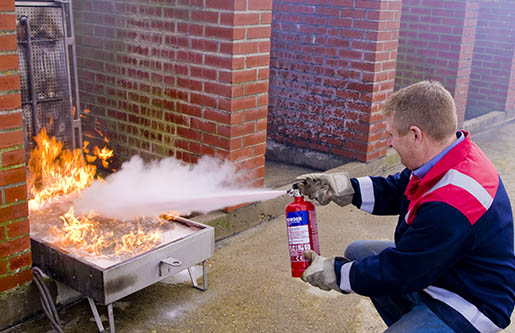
382 81 457 142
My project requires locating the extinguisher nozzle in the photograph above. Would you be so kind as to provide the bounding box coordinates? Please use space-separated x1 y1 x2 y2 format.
288 181 304 197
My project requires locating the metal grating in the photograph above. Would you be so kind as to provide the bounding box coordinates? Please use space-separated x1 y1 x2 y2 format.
18 6 64 39
17 44 30 102
16 2 80 158
36 101 73 147
32 43 68 100
22 104 34 151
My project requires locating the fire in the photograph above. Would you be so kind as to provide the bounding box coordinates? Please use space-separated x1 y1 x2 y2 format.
49 206 161 257
53 207 110 255
28 129 97 210
94 146 113 168
115 225 160 256
28 128 165 259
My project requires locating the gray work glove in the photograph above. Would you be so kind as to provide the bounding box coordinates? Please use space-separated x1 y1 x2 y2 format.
300 250 340 292
296 172 354 206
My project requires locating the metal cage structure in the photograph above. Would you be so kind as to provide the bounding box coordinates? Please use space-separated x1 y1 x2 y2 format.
15 0 82 159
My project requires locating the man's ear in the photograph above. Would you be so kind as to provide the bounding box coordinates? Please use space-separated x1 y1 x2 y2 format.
409 125 423 143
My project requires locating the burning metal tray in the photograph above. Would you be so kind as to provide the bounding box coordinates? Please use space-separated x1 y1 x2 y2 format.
31 216 214 332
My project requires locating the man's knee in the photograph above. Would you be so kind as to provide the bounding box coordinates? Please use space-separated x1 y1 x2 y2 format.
345 240 394 261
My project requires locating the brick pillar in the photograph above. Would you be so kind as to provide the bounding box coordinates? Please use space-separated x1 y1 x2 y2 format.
395 0 479 126
0 0 32 294
217 0 272 186
505 51 515 119
467 0 515 120
74 0 271 186
268 0 402 168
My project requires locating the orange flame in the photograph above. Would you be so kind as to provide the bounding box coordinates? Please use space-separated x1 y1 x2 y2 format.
28 129 97 210
27 128 163 259
49 207 161 257
94 146 113 168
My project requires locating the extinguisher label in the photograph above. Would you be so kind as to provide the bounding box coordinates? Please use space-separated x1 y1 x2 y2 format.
287 225 310 244
286 211 311 254
286 211 308 226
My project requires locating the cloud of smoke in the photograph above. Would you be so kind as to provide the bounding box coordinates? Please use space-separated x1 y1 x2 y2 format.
73 155 284 220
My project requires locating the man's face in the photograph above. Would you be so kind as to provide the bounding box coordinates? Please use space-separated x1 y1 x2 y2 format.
385 116 417 170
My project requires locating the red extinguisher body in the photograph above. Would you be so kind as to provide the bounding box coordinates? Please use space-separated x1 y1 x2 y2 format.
286 186 320 278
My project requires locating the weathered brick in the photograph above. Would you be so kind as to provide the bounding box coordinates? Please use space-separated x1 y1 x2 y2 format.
0 235 30 258
268 0 401 163
0 54 18 71
204 109 231 125
0 0 14 11
72 0 273 188
5 185 27 203
0 93 20 111
0 268 32 293
0 130 23 149
245 81 269 96
204 82 232 97
243 131 266 147
232 41 260 55
1 149 25 167
467 1 514 118
231 122 256 137
244 107 267 122
233 69 257 83
0 260 6 275
0 112 22 130
229 146 255 161
205 0 234 10
0 14 15 30
396 0 478 126
0 34 16 52
9 251 32 271
0 202 27 225
231 96 257 111
240 155 265 171
247 26 272 39
246 55 270 68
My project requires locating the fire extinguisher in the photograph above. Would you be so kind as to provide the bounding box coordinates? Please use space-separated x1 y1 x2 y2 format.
286 183 320 278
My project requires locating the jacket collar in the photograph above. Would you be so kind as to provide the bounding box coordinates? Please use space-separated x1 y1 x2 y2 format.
405 131 472 200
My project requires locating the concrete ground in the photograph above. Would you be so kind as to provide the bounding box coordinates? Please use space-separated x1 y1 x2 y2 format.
5 119 515 333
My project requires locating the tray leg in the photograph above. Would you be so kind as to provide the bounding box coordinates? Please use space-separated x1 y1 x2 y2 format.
107 303 115 333
188 260 207 291
87 297 106 333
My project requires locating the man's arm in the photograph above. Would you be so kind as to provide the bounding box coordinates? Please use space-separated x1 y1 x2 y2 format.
351 168 412 215
336 201 475 296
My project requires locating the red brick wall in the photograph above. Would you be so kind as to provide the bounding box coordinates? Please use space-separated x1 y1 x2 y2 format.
467 0 515 119
0 0 32 293
505 50 515 119
268 0 402 166
395 0 479 126
74 0 271 186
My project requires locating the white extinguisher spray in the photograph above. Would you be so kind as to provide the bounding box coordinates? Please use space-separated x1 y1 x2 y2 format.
286 183 320 278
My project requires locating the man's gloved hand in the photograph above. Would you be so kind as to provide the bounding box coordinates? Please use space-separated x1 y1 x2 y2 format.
296 172 354 206
300 250 340 292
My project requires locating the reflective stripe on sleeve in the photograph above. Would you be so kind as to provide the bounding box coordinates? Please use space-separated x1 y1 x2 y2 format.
357 177 374 213
339 262 354 293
